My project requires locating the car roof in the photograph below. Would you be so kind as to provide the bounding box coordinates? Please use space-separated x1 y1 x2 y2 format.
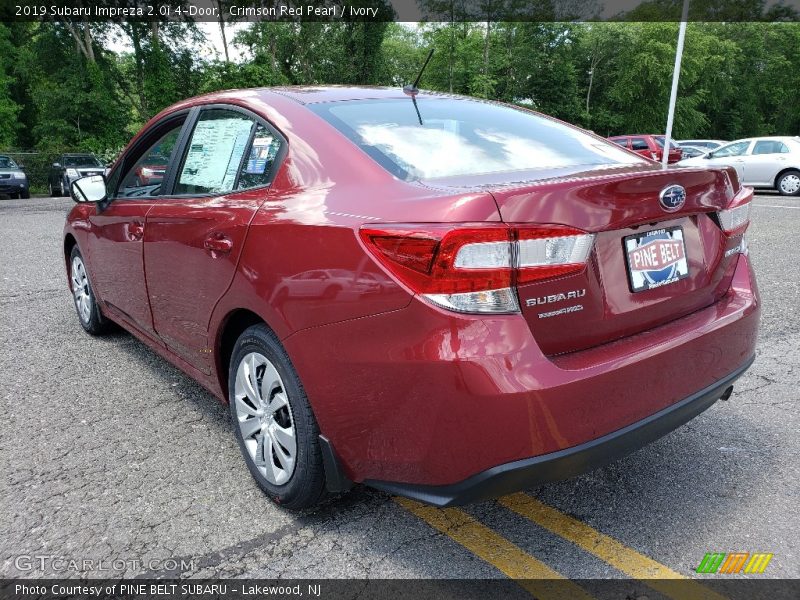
188 85 457 107
64 153 96 156
749 136 799 142
722 137 799 145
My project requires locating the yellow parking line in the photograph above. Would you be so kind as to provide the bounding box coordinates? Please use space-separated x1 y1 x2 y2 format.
499 493 728 600
395 498 595 599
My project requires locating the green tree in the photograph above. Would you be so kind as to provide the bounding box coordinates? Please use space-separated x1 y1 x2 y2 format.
0 23 22 148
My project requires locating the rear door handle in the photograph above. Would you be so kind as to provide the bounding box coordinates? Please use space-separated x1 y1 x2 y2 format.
128 221 144 241
204 234 233 255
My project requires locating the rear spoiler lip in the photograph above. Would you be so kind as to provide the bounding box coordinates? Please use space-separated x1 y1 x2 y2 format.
418 163 740 195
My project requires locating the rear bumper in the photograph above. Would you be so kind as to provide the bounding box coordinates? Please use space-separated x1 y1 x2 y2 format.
366 356 752 507
284 253 760 491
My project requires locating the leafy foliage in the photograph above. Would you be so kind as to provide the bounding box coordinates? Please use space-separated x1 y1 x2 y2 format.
3 18 799 168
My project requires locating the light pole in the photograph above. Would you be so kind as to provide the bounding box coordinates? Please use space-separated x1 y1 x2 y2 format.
662 0 690 168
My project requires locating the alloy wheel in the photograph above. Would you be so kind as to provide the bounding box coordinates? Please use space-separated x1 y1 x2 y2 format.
234 352 297 485
71 256 92 323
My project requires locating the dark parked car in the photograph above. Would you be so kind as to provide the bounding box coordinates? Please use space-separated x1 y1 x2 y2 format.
0 154 29 199
609 134 683 163
63 87 758 509
49 154 105 197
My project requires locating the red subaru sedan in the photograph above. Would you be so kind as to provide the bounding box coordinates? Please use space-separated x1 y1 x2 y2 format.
63 87 759 509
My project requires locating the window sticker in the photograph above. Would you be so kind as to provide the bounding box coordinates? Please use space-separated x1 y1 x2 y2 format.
180 117 253 192
245 135 277 175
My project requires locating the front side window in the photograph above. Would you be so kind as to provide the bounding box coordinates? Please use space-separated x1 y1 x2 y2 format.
713 141 750 158
310 98 645 181
117 123 183 198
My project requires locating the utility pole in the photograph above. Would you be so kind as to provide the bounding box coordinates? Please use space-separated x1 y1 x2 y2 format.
662 0 690 168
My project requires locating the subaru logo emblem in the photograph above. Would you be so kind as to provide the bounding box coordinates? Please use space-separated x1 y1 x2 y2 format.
659 185 686 212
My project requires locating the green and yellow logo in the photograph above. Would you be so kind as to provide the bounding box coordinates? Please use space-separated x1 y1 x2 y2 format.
696 552 773 574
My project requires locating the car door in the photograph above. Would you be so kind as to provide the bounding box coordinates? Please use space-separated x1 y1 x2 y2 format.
746 140 791 186
143 106 286 373
86 113 189 338
704 140 752 183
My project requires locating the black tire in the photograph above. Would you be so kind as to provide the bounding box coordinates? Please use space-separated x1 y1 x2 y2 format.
322 285 341 300
228 324 326 510
50 181 59 197
776 170 800 197
20 190 30 199
68 246 111 335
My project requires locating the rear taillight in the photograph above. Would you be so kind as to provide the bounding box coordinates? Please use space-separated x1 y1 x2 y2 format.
717 187 752 236
360 224 595 314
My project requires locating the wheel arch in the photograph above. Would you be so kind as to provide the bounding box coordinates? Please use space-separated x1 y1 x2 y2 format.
63 233 78 271
214 308 275 402
774 167 800 188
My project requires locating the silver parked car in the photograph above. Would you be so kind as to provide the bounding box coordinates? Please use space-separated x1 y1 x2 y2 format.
678 136 800 196
676 139 727 150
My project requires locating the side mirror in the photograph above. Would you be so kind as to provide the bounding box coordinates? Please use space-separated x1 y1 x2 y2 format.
705 152 714 159
52 162 61 169
70 175 107 204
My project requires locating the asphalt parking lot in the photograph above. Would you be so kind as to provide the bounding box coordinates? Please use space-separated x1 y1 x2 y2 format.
0 195 798 591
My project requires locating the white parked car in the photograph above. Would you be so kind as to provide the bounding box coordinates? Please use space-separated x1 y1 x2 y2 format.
678 136 800 196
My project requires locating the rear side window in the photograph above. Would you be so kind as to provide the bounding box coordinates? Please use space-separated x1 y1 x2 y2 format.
630 138 650 151
752 140 789 155
610 138 628 147
236 124 283 190
310 98 644 181
175 110 254 195
174 109 283 195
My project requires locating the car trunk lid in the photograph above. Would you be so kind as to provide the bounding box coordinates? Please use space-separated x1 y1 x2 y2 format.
486 165 742 355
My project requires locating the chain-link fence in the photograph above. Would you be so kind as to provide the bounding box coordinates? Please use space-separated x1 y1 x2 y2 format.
2 149 120 195
4 152 51 194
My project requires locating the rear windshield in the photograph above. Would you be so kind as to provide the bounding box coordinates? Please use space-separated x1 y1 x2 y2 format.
63 155 102 167
310 98 645 181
